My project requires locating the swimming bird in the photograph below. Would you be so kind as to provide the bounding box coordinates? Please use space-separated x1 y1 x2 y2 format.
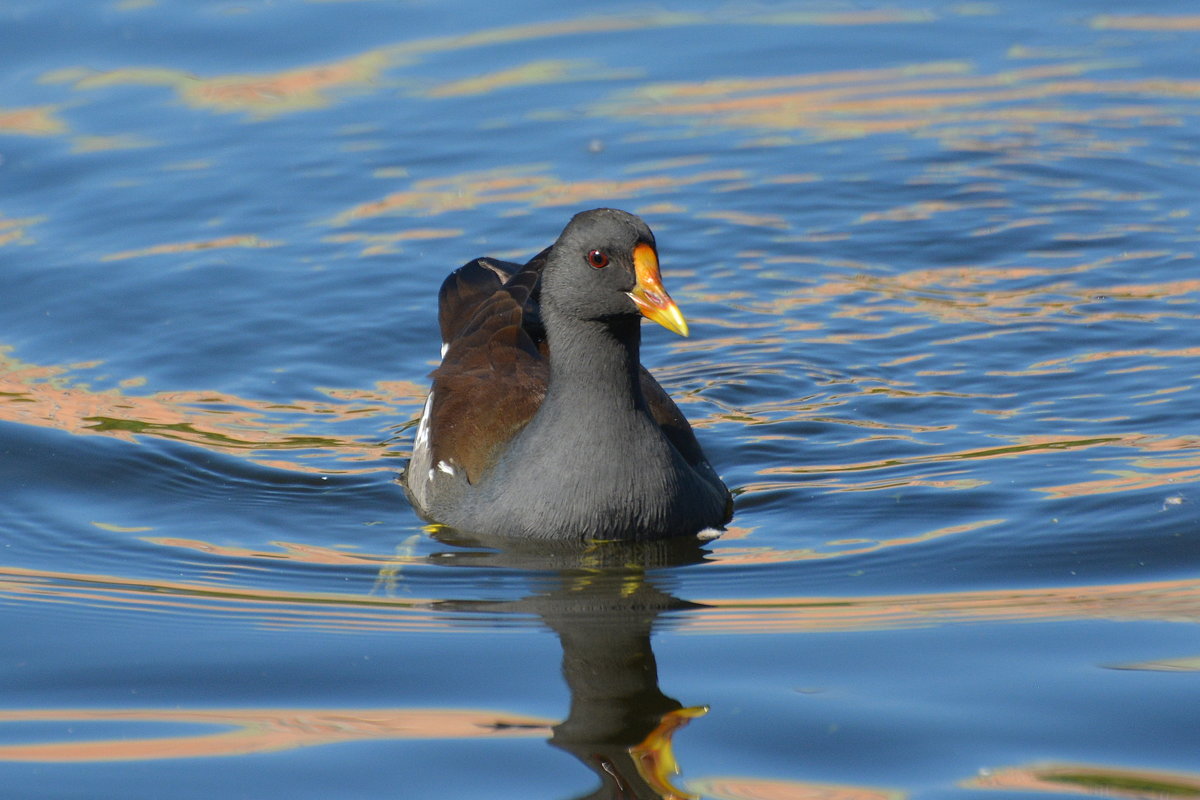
403 208 731 541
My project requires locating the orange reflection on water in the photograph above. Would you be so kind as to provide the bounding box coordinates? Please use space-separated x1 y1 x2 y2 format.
608 61 971 104
697 210 790 229
1035 465 1200 499
102 234 280 262
0 215 44 247
388 12 701 58
986 432 1200 498
753 436 1126 481
324 227 463 256
425 59 633 98
1029 345 1200 370
712 519 1003 566
748 430 1200 501
378 9 928 81
0 349 421 471
328 166 746 223
0 707 550 762
691 578 1200 634
691 777 904 800
1109 655 1200 672
1092 15 1200 31
0 563 439 627
0 105 66 136
5 562 1197 636
599 60 1200 143
714 249 1198 363
966 762 1200 799
857 198 1009 223
39 13 714 119
46 49 392 117
749 10 931 26
144 537 417 567
70 133 155 153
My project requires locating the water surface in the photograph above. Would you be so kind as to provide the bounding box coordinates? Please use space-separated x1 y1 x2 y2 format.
2 2 1198 798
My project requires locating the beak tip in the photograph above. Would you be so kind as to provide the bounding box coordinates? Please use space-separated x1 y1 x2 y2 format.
665 305 690 338
629 243 690 337
631 294 690 337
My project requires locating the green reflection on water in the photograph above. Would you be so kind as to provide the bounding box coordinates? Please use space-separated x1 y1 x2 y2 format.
1045 772 1200 798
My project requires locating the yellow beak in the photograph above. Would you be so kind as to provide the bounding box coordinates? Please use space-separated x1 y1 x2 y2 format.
629 706 708 799
627 243 689 337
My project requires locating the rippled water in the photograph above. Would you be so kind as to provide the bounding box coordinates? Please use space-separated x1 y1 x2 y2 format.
2 2 1199 798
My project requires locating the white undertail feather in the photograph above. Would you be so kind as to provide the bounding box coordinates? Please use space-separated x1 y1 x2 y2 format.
408 392 436 507
414 392 433 452
411 348 449 497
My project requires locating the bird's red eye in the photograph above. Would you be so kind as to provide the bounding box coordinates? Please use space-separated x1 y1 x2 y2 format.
586 249 609 269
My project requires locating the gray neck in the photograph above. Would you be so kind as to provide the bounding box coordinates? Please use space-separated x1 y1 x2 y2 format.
542 309 646 416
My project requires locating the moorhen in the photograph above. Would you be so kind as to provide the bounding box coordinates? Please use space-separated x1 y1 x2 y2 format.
403 208 731 541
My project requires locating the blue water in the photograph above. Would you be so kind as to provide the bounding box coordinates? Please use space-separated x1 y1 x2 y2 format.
2 1 1199 798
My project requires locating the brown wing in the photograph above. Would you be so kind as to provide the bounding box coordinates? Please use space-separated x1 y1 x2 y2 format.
438 258 515 344
437 249 549 346
427 259 547 484
640 371 707 467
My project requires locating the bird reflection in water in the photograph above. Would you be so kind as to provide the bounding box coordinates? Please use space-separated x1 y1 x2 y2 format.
429 527 712 800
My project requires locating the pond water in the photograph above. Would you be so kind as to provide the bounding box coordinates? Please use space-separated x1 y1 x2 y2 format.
2 1 1198 798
